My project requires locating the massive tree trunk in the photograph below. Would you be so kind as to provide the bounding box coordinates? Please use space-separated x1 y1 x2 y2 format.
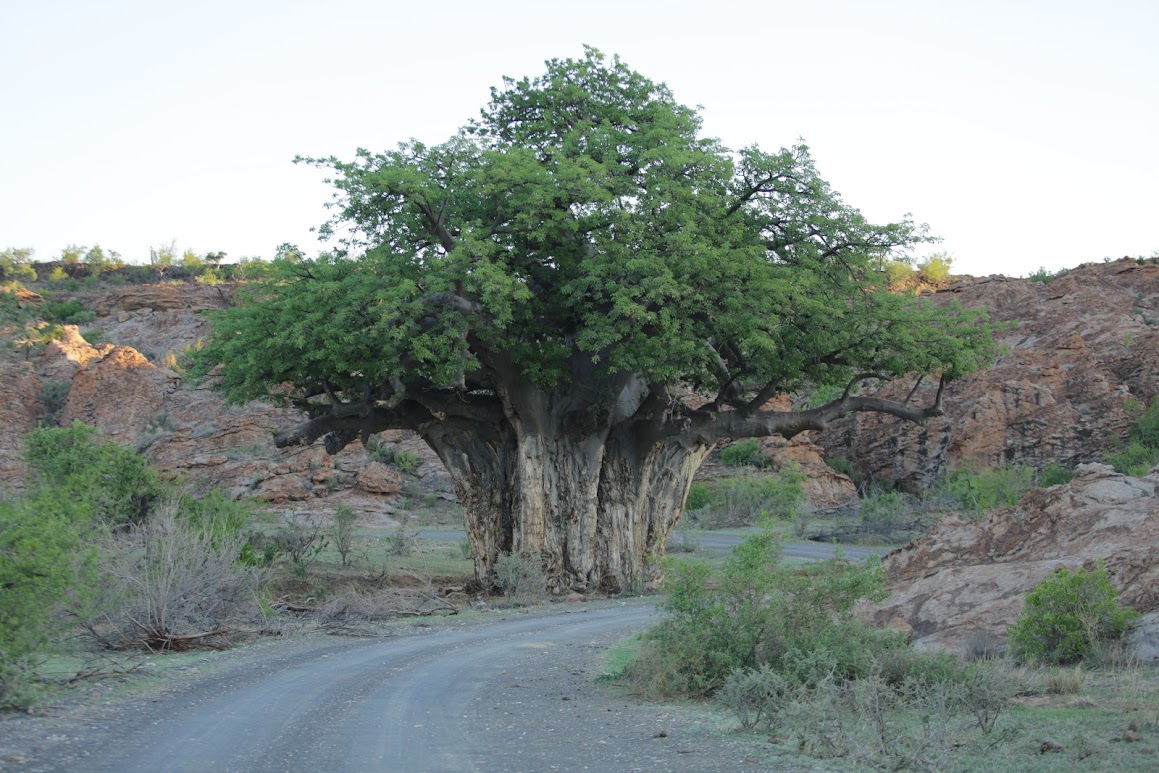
277 365 946 594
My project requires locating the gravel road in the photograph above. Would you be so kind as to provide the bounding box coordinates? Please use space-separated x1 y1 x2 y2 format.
1 600 808 773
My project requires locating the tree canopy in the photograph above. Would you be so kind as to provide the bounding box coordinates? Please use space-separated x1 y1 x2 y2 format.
197 48 993 590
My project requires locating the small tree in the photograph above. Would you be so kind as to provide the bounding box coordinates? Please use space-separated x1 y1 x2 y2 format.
1009 564 1140 665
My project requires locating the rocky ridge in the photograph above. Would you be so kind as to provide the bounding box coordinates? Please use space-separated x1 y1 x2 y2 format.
863 462 1159 659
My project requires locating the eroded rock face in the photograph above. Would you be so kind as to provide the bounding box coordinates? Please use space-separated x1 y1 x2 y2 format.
863 463 1159 656
822 260 1159 489
59 346 166 445
0 361 42 487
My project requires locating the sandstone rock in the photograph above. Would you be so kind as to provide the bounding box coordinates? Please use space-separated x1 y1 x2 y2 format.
823 259 1159 489
0 361 42 487
1127 611 1159 663
358 462 403 495
863 462 1159 654
37 325 105 380
87 283 232 315
255 476 314 503
59 346 163 445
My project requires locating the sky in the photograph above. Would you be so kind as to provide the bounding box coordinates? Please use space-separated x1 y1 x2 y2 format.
2 0 1156 277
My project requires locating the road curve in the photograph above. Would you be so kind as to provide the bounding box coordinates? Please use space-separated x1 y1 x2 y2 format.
28 600 774 773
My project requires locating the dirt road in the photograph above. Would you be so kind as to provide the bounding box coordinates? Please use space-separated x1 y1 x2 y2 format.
2 601 802 772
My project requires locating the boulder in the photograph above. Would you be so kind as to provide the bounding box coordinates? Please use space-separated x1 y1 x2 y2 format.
864 463 1159 655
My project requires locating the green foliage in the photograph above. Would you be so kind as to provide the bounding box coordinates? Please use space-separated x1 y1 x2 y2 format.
824 456 853 477
1127 397 1159 448
626 525 892 697
366 437 422 473
23 422 162 528
1027 266 1069 283
1009 564 1140 665
178 488 255 546
917 252 953 284
1036 462 1073 488
717 438 768 467
40 298 97 325
493 552 547 603
684 482 712 511
933 464 1035 514
1106 397 1159 475
197 48 994 413
0 247 37 282
332 504 359 567
39 379 71 424
0 491 88 707
688 467 806 527
1105 442 1159 477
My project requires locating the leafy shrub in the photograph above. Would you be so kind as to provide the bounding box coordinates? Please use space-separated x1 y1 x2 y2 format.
683 482 712 511
1008 564 1140 665
626 526 893 697
917 252 953 285
690 467 805 527
40 298 96 325
717 438 769 467
24 422 162 528
0 491 89 707
824 456 853 477
1105 441 1159 477
1037 462 1073 487
0 247 38 282
332 505 359 567
1127 397 1159 448
366 436 422 473
493 552 546 603
933 465 1035 514
86 499 261 651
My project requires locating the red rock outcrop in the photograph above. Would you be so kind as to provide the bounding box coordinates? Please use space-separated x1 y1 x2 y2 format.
863 462 1159 654
822 260 1159 489
0 361 42 486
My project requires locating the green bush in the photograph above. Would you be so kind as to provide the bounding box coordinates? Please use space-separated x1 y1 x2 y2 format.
493 552 546 603
0 492 89 708
1106 441 1159 477
1008 564 1140 665
917 252 953 285
0 247 37 282
824 456 853 477
1127 397 1159 449
690 467 806 527
24 422 162 528
933 465 1035 514
625 525 893 697
717 438 769 467
1036 462 1073 487
683 481 712 511
40 298 96 325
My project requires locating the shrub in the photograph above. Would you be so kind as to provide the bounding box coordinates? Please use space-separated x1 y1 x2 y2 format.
1008 564 1140 665
332 504 359 567
1127 397 1159 448
1037 462 1073 488
1105 441 1159 477
691 466 806 527
917 252 953 285
493 552 547 604
825 456 853 477
23 422 162 528
626 525 892 697
86 499 261 651
0 492 89 707
718 438 768 467
933 465 1035 514
683 481 712 511
40 298 96 325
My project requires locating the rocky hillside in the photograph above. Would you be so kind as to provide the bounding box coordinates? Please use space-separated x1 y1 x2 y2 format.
862 462 1159 660
2 258 1156 517
819 258 1159 490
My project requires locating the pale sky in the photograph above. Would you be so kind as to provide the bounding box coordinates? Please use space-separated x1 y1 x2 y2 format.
2 0 1156 277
